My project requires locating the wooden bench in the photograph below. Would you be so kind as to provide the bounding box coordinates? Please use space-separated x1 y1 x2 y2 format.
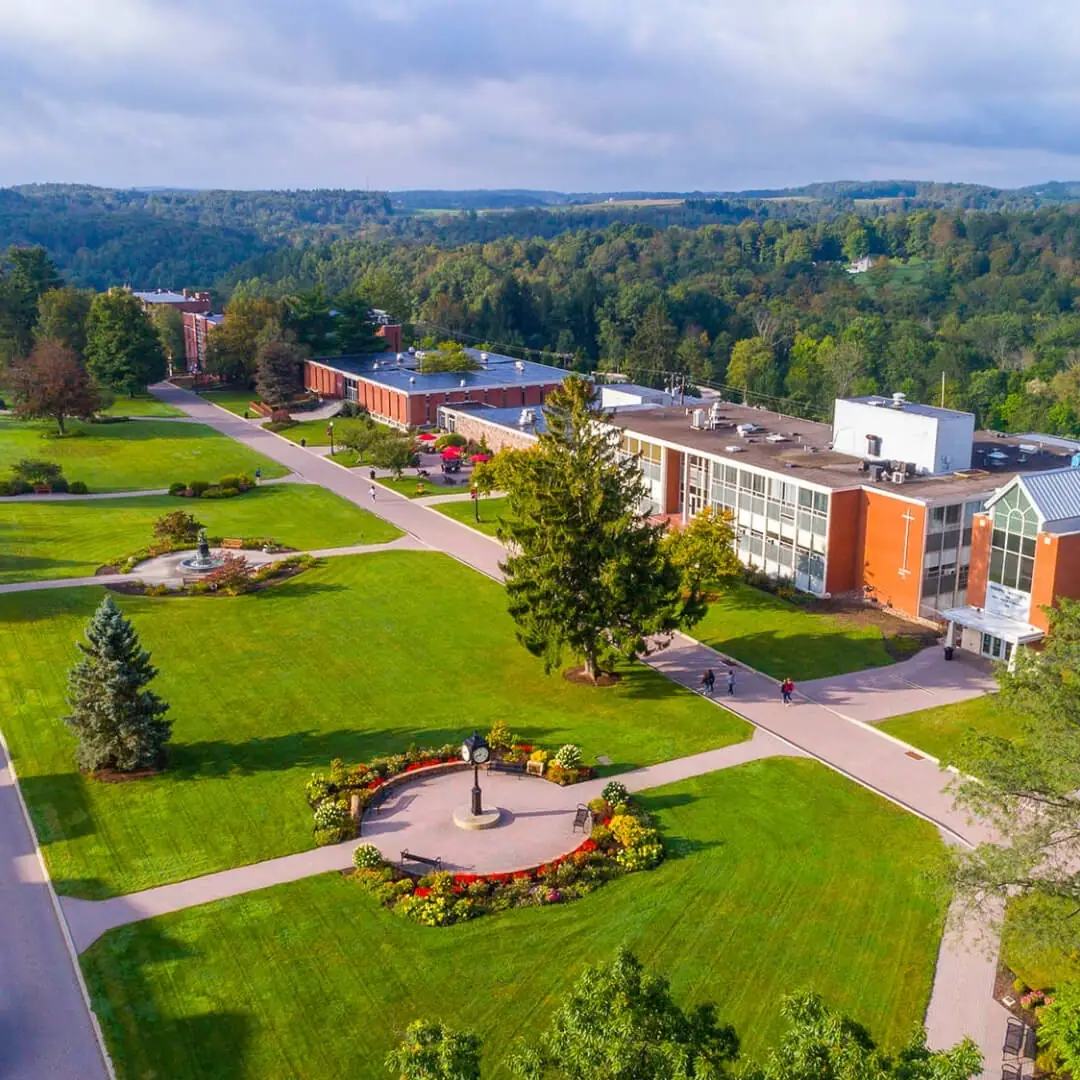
572 805 591 833
487 759 525 778
221 538 244 549
401 850 442 872
181 576 212 587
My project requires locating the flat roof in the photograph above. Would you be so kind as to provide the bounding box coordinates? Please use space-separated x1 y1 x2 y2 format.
443 403 547 436
133 289 190 303
842 395 974 422
311 348 571 395
609 403 1080 501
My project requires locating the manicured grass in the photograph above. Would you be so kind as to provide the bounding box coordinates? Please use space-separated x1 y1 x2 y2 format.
276 417 392 448
0 417 288 492
692 583 894 681
82 759 947 1079
877 694 1020 763
97 396 186 418
381 475 472 498
0 485 402 584
198 389 263 417
435 495 511 536
0 552 749 898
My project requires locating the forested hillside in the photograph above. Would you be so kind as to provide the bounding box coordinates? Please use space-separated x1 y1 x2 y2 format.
223 207 1080 436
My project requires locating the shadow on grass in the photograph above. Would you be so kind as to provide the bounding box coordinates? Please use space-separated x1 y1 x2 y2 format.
0 554 89 578
660 836 724 861
18 771 98 844
83 920 252 1078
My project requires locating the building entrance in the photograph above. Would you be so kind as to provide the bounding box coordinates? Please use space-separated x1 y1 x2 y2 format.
980 634 1013 663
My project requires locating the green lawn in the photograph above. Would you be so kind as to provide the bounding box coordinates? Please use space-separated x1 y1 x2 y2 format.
692 583 895 681
97 396 186 418
81 759 947 1080
276 416 392 448
0 485 401 584
0 417 288 492
382 475 473 498
0 552 749 898
435 495 511 536
198 389 263 417
877 695 1020 763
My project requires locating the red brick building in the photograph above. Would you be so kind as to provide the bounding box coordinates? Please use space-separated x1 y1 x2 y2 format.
182 312 224 372
132 288 213 315
303 348 570 429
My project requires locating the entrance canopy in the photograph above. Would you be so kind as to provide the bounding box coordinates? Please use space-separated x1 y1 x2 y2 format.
940 606 1044 645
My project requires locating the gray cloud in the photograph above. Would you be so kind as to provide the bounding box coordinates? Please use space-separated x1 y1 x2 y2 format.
0 0 1078 190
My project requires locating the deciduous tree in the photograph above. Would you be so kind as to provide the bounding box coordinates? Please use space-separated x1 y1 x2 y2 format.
64 596 171 774
726 337 778 401
148 304 186 373
6 340 101 433
152 511 204 545
418 341 480 373
663 507 741 596
509 948 738 1080
494 375 701 682
371 433 416 478
204 297 282 384
36 286 93 356
85 290 166 394
386 1020 482 1080
948 599 1080 958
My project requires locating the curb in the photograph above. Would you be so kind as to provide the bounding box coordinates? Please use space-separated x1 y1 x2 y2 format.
0 725 118 1080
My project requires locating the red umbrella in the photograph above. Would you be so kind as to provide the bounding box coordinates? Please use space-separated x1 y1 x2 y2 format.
470 453 491 463
441 446 463 459
417 432 437 442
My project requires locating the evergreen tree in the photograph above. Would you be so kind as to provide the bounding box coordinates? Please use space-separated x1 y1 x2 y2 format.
495 375 703 682
64 596 171 774
255 338 305 405
85 290 166 394
624 299 676 387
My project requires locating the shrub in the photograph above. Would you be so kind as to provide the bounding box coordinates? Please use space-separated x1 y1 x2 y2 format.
0 480 11 496
153 510 204 545
68 481 88 494
11 458 65 486
587 797 608 816
204 553 254 595
335 401 369 419
218 474 242 490
168 482 187 496
435 432 468 451
50 476 69 493
188 480 210 497
554 744 582 769
616 842 664 871
313 800 349 830
306 773 332 807
609 814 656 849
487 718 513 752
352 843 382 869
529 749 549 764
203 486 240 499
602 780 629 806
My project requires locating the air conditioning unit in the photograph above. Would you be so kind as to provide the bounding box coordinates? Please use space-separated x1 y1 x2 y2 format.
891 471 905 484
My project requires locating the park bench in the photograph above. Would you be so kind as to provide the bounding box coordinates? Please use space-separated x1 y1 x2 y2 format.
572 805 591 833
221 538 244 550
181 576 212 587
1002 1018 1026 1058
1001 1065 1022 1080
401 850 442 872
487 759 525 778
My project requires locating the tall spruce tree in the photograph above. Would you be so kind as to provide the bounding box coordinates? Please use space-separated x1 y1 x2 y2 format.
64 595 171 773
495 374 703 682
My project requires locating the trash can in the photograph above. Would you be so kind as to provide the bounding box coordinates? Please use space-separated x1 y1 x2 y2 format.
944 645 954 661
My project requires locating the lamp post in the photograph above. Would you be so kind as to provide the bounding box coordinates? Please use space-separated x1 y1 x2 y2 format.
471 485 479 522
327 420 335 457
460 731 490 816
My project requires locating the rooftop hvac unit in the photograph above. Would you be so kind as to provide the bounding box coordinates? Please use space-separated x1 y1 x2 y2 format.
891 471 905 484
480 352 488 363
518 408 535 426
514 360 525 372
408 346 416 354
459 378 466 387
709 401 723 423
396 353 403 363
765 433 788 443
691 409 705 429
736 423 761 436
724 445 744 453
891 392 906 409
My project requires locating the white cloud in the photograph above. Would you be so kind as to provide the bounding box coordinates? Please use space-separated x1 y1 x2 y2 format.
0 0 1079 189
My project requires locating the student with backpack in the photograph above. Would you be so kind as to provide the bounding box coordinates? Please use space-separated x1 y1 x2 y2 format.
780 677 795 706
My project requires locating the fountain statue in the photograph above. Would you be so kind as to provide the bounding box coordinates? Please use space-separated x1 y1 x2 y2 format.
178 529 225 574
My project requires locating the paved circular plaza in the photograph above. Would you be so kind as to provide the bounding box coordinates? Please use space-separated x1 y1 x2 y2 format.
358 769 604 874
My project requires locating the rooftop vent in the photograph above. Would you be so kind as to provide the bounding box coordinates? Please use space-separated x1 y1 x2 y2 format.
691 409 705 429
724 445 744 453
408 346 416 355
372 361 379 370
480 352 488 364
459 378 466 387
409 376 415 384
736 423 761 437
396 353 403 363
765 433 788 443
518 408 535 426
514 360 525 372
891 392 906 410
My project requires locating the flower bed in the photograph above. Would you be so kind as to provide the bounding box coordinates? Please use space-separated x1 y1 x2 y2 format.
107 554 318 598
104 536 292 575
347 788 664 927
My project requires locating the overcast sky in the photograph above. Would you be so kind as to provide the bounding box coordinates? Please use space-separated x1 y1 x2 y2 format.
1 0 1078 192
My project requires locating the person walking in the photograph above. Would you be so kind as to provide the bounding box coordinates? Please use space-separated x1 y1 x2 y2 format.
369 484 376 503
369 467 376 482
780 677 795 707
726 669 736 696
700 668 715 696
254 467 262 486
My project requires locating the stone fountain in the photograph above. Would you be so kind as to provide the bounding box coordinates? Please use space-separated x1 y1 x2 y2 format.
177 529 225 575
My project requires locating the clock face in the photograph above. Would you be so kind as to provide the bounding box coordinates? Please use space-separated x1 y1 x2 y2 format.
473 745 490 764
461 746 471 762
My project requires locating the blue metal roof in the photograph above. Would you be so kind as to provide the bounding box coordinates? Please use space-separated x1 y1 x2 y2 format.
1017 466 1080 529
313 348 571 395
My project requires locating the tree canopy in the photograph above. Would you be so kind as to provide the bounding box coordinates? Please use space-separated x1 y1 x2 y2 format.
85 290 167 395
6 340 101 433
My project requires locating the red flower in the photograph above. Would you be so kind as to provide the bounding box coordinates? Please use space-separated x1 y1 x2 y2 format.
513 871 533 881
414 887 431 898
576 839 598 853
516 744 533 753
453 873 479 885
366 778 384 791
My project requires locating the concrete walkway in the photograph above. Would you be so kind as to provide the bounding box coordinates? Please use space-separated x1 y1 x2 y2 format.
0 535 427 595
0 734 111 1079
61 731 787 953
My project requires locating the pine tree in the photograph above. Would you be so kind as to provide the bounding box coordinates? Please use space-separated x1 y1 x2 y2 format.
496 375 700 682
64 596 171 774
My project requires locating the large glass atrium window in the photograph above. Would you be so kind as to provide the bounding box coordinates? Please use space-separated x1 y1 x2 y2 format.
989 486 1038 594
